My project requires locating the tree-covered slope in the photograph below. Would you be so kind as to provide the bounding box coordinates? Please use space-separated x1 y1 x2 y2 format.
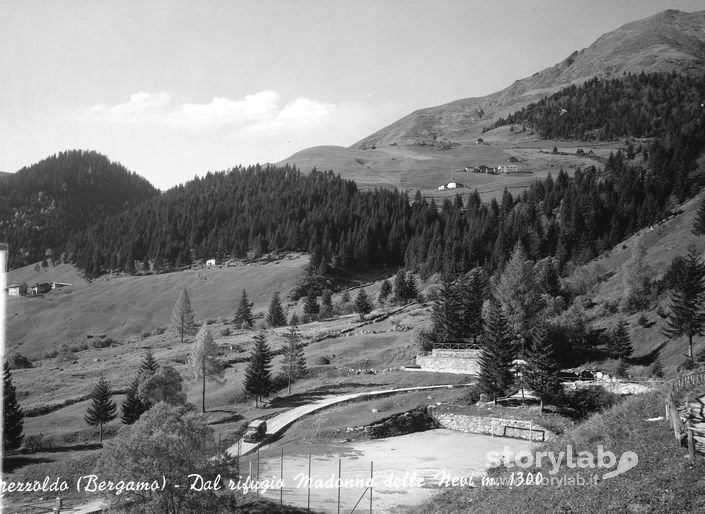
0 150 159 268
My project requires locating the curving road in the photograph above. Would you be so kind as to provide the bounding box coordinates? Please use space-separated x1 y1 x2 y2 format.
226 383 474 457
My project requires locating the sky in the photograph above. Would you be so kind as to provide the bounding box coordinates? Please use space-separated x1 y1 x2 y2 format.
1 0 703 190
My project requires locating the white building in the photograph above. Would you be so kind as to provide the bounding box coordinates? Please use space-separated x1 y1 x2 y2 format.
206 259 216 267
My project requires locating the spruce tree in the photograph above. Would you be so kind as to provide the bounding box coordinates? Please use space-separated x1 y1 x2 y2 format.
281 326 306 394
651 357 664 378
3 362 24 452
354 288 373 321
692 195 705 236
663 246 705 361
289 312 300 326
188 327 224 413
394 270 407 303
320 289 334 319
378 279 392 304
121 377 146 425
460 268 488 344
431 278 462 343
523 325 562 412
303 289 320 319
244 332 273 407
608 319 634 359
536 257 561 297
341 289 351 304
170 288 196 344
85 376 117 443
477 299 516 403
266 291 286 327
405 272 418 301
234 289 254 329
140 349 159 375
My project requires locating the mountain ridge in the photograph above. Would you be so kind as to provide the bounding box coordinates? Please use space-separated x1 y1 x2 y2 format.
351 9 705 150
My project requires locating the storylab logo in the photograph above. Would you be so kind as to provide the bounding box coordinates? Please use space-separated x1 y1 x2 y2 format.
487 445 639 480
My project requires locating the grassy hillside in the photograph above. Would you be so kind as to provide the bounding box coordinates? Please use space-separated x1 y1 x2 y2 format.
5 254 310 358
412 388 705 513
280 133 619 201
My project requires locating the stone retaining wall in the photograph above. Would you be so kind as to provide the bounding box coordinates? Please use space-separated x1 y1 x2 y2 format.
430 409 552 442
415 349 481 374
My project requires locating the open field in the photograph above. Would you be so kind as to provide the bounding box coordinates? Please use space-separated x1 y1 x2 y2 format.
279 127 625 202
5 254 311 358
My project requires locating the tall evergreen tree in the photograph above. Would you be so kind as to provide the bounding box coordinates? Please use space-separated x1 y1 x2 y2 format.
692 195 705 236
663 247 705 361
187 326 225 413
477 299 516 403
281 326 306 394
495 243 542 354
378 279 392 304
651 357 664 378
244 332 273 407
3 362 24 452
394 270 407 303
266 291 286 327
121 377 146 425
140 349 159 375
353 288 373 321
341 290 351 304
234 289 254 329
536 257 561 297
170 288 196 344
460 268 489 344
608 319 634 359
303 289 320 319
523 325 562 412
405 272 418 301
431 278 462 343
320 289 334 319
85 376 117 443
289 312 300 326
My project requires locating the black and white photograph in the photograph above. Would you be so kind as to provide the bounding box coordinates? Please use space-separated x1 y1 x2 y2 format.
2 1 705 512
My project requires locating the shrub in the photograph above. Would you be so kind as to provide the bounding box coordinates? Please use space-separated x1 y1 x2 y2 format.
7 352 33 369
314 356 330 365
677 358 696 372
415 328 435 353
560 386 621 419
220 327 232 337
90 337 115 349
23 433 50 453
637 314 650 327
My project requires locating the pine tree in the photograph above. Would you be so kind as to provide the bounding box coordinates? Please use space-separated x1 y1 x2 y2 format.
281 326 306 394
266 291 286 327
303 289 320 319
320 289 334 319
692 195 705 236
431 278 462 343
615 358 629 378
378 279 392 304
234 289 254 329
459 268 488 344
523 325 562 412
244 332 273 407
121 377 146 425
85 376 117 443
608 319 634 359
651 357 664 378
477 299 516 403
341 290 351 304
140 349 159 375
188 326 224 413
495 243 542 354
405 272 418 301
354 288 373 321
3 362 24 452
289 312 299 326
394 270 407 303
170 288 196 344
536 257 561 297
663 246 705 361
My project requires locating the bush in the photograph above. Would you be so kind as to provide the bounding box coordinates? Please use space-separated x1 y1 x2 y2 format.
220 327 232 337
7 352 33 369
677 358 696 372
415 328 435 353
23 433 50 454
90 337 115 349
314 356 330 365
560 386 621 419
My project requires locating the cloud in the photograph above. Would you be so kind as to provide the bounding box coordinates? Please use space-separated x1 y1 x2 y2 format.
72 90 363 134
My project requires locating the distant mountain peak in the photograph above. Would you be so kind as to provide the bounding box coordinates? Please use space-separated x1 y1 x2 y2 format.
352 9 705 149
